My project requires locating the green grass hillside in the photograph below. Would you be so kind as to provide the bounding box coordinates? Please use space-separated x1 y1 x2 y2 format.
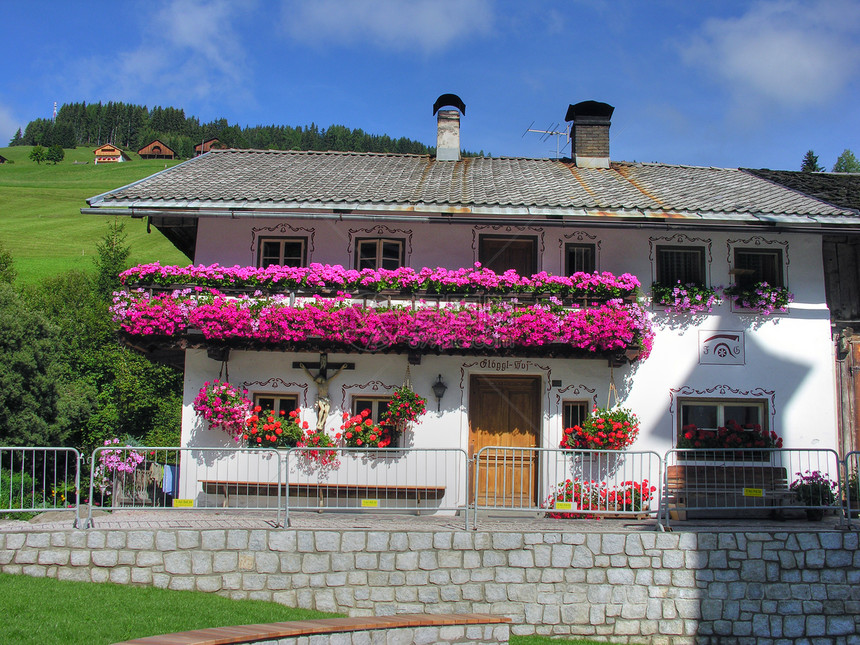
0 145 188 284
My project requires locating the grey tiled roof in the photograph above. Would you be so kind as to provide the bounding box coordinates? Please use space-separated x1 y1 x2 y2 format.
90 149 858 221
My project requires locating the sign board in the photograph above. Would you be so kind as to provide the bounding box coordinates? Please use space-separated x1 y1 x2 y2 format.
360 499 380 508
172 499 194 507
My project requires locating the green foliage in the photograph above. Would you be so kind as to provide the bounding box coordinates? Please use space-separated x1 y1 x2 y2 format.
46 144 65 164
832 148 860 173
0 573 338 645
28 145 46 164
21 100 437 158
800 149 823 172
93 219 130 299
0 240 16 284
0 282 66 446
9 128 22 146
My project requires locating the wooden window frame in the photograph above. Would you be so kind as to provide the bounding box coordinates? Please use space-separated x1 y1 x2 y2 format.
478 235 538 275
354 238 405 271
564 243 596 275
253 393 299 415
257 237 308 268
732 248 785 290
677 398 768 447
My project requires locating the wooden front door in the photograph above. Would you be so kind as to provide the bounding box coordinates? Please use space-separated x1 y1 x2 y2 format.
469 375 541 506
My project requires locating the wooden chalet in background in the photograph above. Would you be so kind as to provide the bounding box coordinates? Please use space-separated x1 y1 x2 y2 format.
93 144 130 164
138 139 176 160
0 154 9 164
194 138 222 156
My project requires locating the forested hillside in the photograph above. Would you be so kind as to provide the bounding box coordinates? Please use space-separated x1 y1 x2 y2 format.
9 101 459 158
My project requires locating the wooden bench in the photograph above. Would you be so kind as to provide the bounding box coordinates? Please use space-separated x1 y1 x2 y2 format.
114 613 512 645
200 480 446 509
665 465 793 520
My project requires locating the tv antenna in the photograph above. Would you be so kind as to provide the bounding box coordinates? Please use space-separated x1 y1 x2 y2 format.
522 121 570 159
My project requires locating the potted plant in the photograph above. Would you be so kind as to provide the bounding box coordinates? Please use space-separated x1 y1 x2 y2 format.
790 470 837 521
296 426 341 467
559 406 640 451
543 478 656 519
651 281 721 314
844 469 860 519
723 281 793 315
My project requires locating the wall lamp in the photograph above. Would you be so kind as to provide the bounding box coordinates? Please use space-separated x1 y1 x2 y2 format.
431 374 448 412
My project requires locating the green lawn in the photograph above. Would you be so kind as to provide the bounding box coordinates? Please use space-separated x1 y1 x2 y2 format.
0 146 188 284
0 572 616 644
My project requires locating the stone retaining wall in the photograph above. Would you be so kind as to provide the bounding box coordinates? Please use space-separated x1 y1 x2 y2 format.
1 528 859 644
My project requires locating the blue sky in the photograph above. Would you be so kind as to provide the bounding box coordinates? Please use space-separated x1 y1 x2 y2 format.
1 0 859 170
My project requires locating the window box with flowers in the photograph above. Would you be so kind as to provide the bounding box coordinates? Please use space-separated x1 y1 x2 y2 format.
723 282 793 315
193 380 253 442
678 419 783 462
790 470 838 521
542 477 656 519
651 281 721 314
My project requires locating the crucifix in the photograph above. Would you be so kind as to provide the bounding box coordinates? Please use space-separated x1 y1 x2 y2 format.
294 354 354 431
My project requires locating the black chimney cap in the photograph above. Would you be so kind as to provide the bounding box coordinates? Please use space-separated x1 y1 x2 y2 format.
433 93 466 115
565 100 614 122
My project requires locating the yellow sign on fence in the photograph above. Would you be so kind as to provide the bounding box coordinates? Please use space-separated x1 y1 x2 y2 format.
742 488 764 498
172 499 194 507
554 502 573 511
360 499 380 508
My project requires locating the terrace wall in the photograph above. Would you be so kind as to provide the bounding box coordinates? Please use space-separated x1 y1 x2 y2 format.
1 526 858 644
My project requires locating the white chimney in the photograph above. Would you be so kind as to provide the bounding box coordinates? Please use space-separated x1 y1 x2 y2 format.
433 94 466 162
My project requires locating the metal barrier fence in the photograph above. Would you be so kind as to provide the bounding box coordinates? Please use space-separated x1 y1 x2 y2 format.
85 446 282 528
471 447 663 529
2 444 858 530
283 447 469 529
662 448 843 528
846 451 860 521
0 447 81 527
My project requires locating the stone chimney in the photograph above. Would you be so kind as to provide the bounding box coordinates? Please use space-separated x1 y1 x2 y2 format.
433 94 466 161
565 100 614 168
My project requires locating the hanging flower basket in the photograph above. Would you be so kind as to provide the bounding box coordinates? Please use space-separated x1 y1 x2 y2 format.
382 386 427 428
560 406 640 451
193 380 253 442
340 409 397 449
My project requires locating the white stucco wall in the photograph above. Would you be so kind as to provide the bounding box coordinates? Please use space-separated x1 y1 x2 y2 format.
178 216 839 504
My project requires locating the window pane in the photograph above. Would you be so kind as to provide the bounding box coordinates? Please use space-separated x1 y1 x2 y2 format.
357 241 377 270
723 405 760 427
380 241 402 270
563 402 588 428
735 249 782 288
657 247 705 285
565 245 595 274
281 241 304 267
681 404 718 429
257 396 275 411
354 399 374 417
260 242 281 268
479 237 537 275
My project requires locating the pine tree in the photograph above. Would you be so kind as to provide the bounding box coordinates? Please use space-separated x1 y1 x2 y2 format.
832 149 860 173
800 150 823 173
9 128 22 146
46 145 65 164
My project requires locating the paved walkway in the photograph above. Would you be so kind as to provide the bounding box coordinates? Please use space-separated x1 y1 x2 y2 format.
0 508 853 533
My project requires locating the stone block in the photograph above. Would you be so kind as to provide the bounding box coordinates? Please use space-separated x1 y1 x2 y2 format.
155 531 177 552
302 553 329 574
602 533 625 555
164 551 192 575
91 550 119 567
267 531 296 552
191 551 214 575
509 550 534 568
176 530 199 549
200 529 226 551
212 551 238 572
126 531 154 550
226 529 249 550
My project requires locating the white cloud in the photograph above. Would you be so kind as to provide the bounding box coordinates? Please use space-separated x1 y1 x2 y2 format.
0 102 21 145
682 0 860 109
68 0 254 108
280 0 494 53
